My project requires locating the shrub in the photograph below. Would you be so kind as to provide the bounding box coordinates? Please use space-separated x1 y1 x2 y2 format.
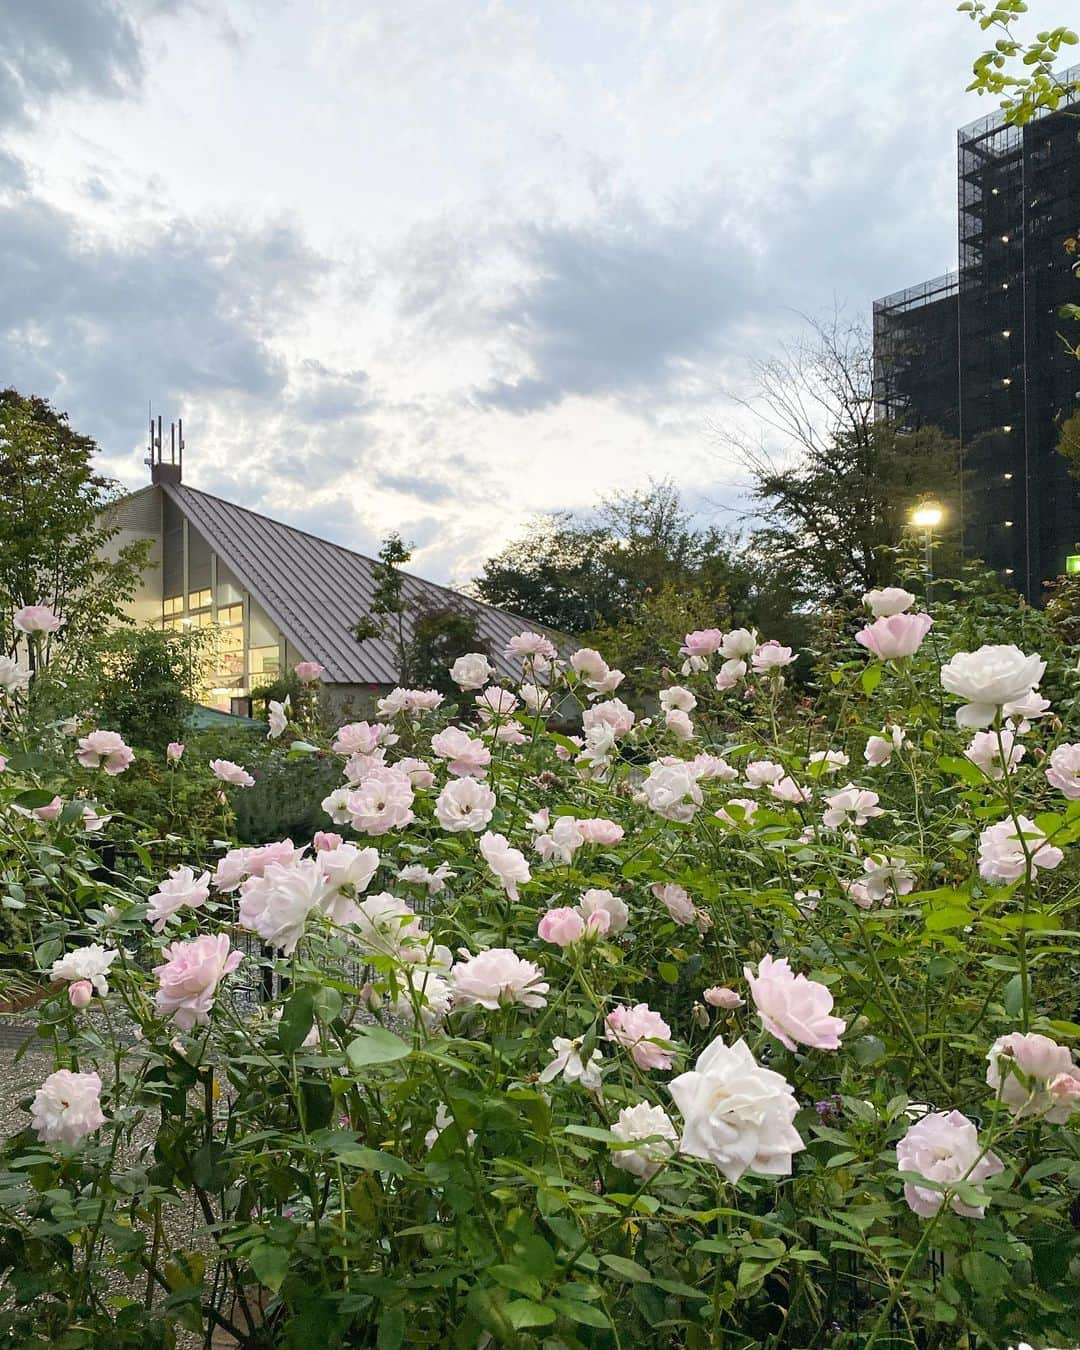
0 597 1078 1346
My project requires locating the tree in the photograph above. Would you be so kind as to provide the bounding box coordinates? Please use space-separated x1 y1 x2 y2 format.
714 313 963 606
474 482 802 696
0 390 150 668
353 533 489 693
1055 408 1080 480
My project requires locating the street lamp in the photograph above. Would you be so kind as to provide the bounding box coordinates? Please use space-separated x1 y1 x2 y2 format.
910 503 944 601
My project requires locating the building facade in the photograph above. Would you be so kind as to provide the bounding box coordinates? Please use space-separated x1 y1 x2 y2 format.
106 440 558 715
873 77 1080 600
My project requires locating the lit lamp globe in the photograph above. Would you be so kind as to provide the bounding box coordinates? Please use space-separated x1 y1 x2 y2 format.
910 504 943 530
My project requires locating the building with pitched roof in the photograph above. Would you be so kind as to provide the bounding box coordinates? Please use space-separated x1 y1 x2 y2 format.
105 429 559 714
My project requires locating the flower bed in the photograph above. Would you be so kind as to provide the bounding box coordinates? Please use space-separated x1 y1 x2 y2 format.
0 588 1078 1346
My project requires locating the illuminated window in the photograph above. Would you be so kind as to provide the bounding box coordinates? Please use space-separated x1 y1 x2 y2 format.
1004 520 1014 527
163 595 183 616
1004 472 1013 480
162 616 186 632
1003 424 1013 432
1002 378 1012 386
218 603 243 626
1001 329 1011 338
188 588 212 610
248 645 280 678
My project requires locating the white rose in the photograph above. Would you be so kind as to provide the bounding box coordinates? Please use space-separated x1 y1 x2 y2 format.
610 1102 678 1178
449 652 494 690
940 645 1045 729
863 587 915 618
668 1037 804 1183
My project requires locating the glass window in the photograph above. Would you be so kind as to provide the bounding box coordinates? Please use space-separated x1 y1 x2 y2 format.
218 603 243 626
163 595 183 616
188 588 212 610
248 645 280 678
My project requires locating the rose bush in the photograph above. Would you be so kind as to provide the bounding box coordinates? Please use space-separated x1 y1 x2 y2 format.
0 584 1077 1346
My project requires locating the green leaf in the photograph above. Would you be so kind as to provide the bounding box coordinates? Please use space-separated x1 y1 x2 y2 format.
278 988 315 1053
346 1026 410 1069
861 662 882 696
335 1146 412 1176
546 1296 612 1328
505 1301 556 1329
600 1254 652 1282
657 961 679 985
249 1242 290 1293
377 1306 406 1350
489 1265 544 1301
12 789 61 810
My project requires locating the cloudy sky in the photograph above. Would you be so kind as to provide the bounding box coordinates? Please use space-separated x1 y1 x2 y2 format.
0 0 1015 584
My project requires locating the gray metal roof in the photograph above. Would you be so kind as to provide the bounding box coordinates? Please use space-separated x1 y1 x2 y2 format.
162 482 563 685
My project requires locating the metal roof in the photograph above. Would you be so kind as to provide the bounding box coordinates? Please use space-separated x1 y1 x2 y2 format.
161 482 563 685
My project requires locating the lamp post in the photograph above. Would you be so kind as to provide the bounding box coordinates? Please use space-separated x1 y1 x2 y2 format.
910 503 943 603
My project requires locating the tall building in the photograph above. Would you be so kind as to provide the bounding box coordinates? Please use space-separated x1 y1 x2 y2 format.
103 427 560 715
874 76 1080 601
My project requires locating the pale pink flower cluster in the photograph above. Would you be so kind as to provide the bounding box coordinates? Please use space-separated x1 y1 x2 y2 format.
15 604 63 634
450 948 549 1009
324 766 415 835
333 721 396 756
745 760 784 788
267 697 289 740
210 758 255 788
293 661 324 683
977 816 1063 884
398 861 455 894
213 840 306 892
533 813 585 863
154 933 242 1030
0 655 30 694
31 1069 104 1144
864 724 907 766
668 1038 804 1182
578 887 628 934
376 687 444 718
434 778 495 832
50 944 119 998
450 652 494 690
570 647 624 694
822 785 882 829
896 1110 1003 1218
986 1031 1080 1123
855 854 916 905
76 730 134 775
745 954 845 1051
856 612 932 660
965 729 1024 780
605 1003 673 1070
652 882 710 930
539 1037 604 1093
703 986 744 1009
505 631 558 671
430 726 491 777
863 587 915 617
239 859 328 953
808 750 849 773
348 891 429 962
640 761 702 823
478 831 531 900
147 865 212 932
715 797 758 828
1045 743 1080 800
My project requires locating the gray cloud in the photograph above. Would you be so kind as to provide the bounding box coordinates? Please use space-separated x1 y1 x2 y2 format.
0 147 27 190
0 0 151 130
0 193 326 450
475 211 758 413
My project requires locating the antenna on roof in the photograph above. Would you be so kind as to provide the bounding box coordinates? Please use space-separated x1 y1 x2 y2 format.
146 405 183 486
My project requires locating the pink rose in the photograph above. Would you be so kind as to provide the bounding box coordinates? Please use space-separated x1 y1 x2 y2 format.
703 986 744 1009
14 604 64 634
210 759 255 788
294 662 324 683
605 1002 673 1070
578 818 624 845
855 612 933 660
313 831 343 851
680 629 725 657
77 729 134 776
33 796 63 822
68 980 93 1009
166 741 185 762
153 933 242 1030
537 907 586 947
744 954 845 1052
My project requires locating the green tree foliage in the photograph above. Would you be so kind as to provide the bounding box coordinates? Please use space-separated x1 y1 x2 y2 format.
353 533 490 691
718 314 963 606
475 482 801 697
0 390 150 665
960 1 1078 123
